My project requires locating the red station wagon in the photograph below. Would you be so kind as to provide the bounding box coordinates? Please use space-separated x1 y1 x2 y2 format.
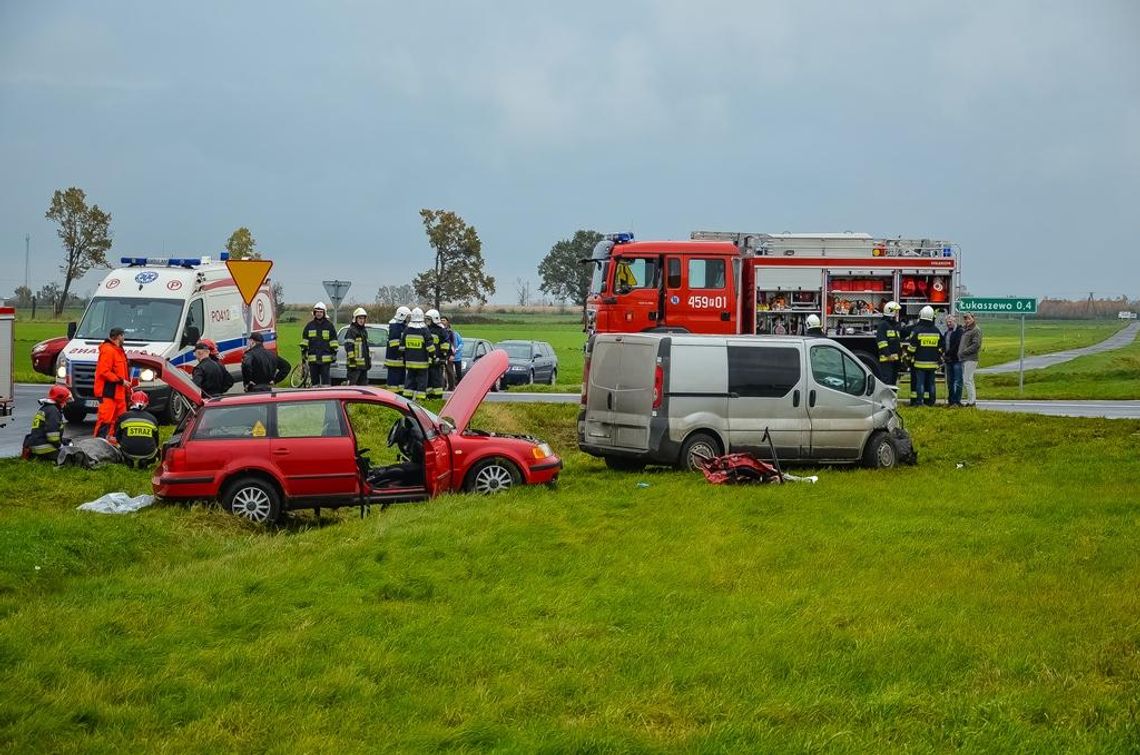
132 350 561 523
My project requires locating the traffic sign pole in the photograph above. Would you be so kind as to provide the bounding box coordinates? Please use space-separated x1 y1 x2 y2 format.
322 280 352 330
1020 315 1025 394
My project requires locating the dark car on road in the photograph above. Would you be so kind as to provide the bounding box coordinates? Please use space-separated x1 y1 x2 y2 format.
494 340 558 388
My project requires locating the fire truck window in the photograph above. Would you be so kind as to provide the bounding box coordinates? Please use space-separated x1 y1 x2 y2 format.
615 258 659 293
688 258 726 289
667 258 682 288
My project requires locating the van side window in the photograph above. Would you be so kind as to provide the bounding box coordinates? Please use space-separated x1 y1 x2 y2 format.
184 299 205 346
688 258 726 289
810 345 867 396
728 346 800 398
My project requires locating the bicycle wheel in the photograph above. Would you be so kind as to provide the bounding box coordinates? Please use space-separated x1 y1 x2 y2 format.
288 362 309 388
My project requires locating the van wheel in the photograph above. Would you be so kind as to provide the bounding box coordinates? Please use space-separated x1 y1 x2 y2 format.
63 404 89 424
163 394 190 425
862 432 897 469
222 476 282 524
679 432 720 472
465 457 521 494
604 456 646 472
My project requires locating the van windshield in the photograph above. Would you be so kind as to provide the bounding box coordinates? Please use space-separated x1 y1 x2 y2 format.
75 297 185 342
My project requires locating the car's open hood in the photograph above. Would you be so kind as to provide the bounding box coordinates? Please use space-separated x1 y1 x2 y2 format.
439 349 508 433
127 352 204 407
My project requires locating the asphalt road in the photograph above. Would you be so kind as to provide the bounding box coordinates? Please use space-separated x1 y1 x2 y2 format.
978 322 1138 374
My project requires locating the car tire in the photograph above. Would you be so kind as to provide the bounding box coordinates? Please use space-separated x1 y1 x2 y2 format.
862 431 898 469
222 475 282 524
678 432 720 472
604 456 646 472
464 457 521 494
498 376 508 392
63 404 88 424
548 368 557 385
163 394 190 425
528 369 535 385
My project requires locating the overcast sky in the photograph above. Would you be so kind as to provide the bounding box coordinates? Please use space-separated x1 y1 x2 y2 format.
1 1 1137 305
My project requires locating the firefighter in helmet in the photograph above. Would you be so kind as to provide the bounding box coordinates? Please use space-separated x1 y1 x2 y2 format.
344 307 372 385
804 314 825 337
876 301 903 385
400 307 434 401
114 391 160 468
22 385 73 460
906 305 943 406
385 306 411 394
303 302 338 386
425 308 448 399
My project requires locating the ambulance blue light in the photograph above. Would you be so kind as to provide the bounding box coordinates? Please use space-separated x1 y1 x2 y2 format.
120 256 222 268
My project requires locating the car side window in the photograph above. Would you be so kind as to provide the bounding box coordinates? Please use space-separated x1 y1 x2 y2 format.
276 400 346 438
810 345 866 396
728 346 800 398
476 342 487 357
193 404 270 440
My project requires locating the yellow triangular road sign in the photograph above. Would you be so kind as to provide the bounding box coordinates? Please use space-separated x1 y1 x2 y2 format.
226 259 274 306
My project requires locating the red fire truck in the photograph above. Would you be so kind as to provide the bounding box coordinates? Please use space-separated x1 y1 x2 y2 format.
584 231 958 374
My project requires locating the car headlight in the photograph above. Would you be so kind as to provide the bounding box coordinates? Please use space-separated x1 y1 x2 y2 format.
531 443 553 459
56 354 68 379
139 368 156 382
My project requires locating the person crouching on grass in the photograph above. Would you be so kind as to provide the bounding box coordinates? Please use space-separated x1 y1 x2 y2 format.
22 385 73 460
114 391 160 468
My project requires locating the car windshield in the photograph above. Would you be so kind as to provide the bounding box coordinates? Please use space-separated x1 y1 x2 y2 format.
75 297 185 342
496 342 532 359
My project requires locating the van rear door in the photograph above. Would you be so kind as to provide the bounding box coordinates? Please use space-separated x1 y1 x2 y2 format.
725 341 808 460
582 337 622 447
611 336 659 451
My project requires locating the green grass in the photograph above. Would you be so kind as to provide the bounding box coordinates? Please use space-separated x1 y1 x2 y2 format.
978 330 1140 399
971 318 1126 369
1 403 1139 750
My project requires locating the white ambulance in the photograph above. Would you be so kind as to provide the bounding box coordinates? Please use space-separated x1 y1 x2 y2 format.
55 255 277 424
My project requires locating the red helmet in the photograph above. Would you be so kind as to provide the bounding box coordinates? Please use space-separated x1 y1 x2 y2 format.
198 338 219 357
48 385 72 406
130 391 150 409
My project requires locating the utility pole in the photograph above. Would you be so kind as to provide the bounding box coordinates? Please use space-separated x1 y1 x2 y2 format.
25 234 30 290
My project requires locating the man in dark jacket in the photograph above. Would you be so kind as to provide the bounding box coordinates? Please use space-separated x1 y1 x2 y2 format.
875 301 903 384
114 391 160 468
401 308 434 401
303 302 338 386
804 314 826 338
242 332 289 392
22 385 72 460
942 315 964 407
192 341 230 398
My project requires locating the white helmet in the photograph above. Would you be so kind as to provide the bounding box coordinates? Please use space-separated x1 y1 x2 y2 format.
352 307 367 319
313 301 327 312
883 301 901 316
806 314 821 328
410 307 425 325
919 305 935 321
425 308 441 324
395 305 411 320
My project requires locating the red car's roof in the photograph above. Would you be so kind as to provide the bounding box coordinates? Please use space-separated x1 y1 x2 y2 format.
614 240 738 256
203 386 408 407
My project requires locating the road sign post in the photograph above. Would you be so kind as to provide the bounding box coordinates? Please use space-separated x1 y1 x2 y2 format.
958 297 1038 394
322 280 352 330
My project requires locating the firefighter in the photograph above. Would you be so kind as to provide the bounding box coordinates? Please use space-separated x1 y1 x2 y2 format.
192 340 231 398
93 327 131 439
303 302 338 386
425 308 449 399
876 301 903 385
906 305 943 407
400 307 434 401
385 306 411 394
804 314 826 338
22 385 72 460
242 331 289 391
114 391 160 468
344 307 372 386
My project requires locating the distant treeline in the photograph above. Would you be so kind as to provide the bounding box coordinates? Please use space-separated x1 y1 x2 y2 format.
1037 297 1139 319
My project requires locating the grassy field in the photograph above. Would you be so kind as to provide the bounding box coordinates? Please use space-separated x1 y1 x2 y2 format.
1 403 1139 750
978 328 1140 399
969 318 1127 369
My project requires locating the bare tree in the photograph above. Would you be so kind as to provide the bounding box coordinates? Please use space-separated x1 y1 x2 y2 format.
44 187 112 316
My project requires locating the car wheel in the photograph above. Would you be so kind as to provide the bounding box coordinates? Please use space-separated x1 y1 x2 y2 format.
528 369 535 385
63 404 88 424
464 457 521 494
498 376 508 392
548 368 557 385
678 432 720 472
604 456 646 472
163 393 190 425
862 431 898 469
222 475 282 524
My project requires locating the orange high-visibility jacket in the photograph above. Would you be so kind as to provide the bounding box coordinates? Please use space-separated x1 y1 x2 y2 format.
94 339 129 401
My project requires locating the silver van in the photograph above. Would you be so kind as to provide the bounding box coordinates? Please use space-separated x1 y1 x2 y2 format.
577 333 916 471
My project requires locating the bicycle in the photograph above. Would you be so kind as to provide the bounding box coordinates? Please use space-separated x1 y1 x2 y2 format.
288 347 311 388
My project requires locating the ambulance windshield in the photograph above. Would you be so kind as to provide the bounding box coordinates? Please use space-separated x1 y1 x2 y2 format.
75 297 185 343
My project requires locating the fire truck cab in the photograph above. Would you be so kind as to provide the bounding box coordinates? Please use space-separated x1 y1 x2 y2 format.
585 231 958 375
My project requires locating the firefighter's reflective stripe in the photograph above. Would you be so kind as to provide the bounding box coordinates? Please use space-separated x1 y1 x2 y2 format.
304 319 339 363
876 320 901 362
346 335 368 368
402 333 431 368
907 328 943 370
119 419 158 438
